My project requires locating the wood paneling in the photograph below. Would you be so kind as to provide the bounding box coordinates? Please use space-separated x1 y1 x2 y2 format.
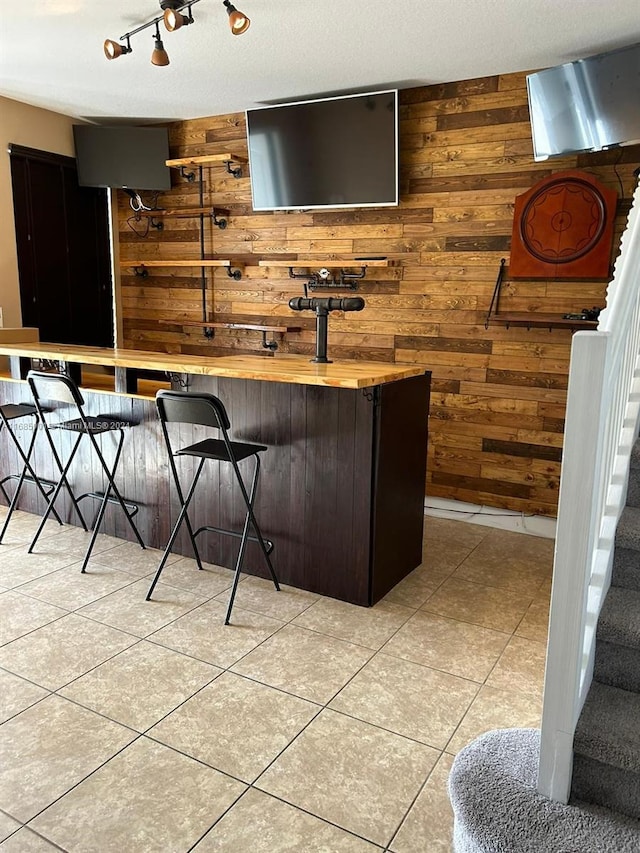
117 72 640 517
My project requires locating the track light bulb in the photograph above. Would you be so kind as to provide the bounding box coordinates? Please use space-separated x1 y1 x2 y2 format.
151 26 170 65
104 39 132 60
223 1 250 35
164 8 194 32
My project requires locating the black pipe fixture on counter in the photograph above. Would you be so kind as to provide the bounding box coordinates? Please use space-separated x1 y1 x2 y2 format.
104 0 250 65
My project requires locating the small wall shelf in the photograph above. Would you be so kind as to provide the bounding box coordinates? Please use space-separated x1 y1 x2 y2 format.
485 259 600 332
259 258 390 293
120 259 243 280
135 207 230 229
258 259 390 268
166 153 247 179
159 319 301 350
491 313 599 331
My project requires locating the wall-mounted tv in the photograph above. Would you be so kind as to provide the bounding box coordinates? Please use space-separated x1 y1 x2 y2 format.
73 125 171 190
527 42 640 161
246 90 398 211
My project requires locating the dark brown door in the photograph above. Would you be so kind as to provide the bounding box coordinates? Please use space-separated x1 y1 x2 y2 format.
9 144 113 347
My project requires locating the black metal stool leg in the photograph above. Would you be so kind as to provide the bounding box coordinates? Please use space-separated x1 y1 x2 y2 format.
50 435 88 532
224 455 279 625
78 429 123 573
0 418 37 543
28 432 86 552
234 455 280 587
12 419 64 526
0 414 63 542
146 458 206 600
165 442 204 571
224 493 254 625
78 430 146 572
93 429 145 548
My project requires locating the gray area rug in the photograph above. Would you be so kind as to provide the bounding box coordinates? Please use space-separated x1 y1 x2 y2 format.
448 728 640 852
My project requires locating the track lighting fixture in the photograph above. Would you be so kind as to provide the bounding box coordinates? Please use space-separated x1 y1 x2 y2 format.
223 0 250 35
151 23 170 66
103 0 251 67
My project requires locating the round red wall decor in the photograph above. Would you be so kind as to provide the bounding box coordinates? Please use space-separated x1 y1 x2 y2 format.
509 170 617 279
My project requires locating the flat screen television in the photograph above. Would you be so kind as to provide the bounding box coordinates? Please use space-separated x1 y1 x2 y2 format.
246 90 398 211
73 125 171 190
527 42 640 161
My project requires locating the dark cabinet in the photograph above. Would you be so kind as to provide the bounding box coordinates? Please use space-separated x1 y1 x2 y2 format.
9 145 113 347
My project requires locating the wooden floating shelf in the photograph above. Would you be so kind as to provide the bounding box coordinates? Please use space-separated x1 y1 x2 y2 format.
158 318 300 350
492 313 599 330
120 259 236 268
134 207 230 218
160 321 301 333
166 153 247 167
259 259 390 268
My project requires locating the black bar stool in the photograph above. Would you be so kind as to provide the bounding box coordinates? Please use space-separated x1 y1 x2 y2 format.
26 370 145 571
0 402 63 543
146 389 279 625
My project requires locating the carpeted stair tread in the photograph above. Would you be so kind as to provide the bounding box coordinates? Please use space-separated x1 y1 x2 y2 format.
595 640 640 692
449 728 640 852
631 440 640 470
611 546 640 591
597 586 640 649
616 505 640 552
572 754 640 820
574 682 640 774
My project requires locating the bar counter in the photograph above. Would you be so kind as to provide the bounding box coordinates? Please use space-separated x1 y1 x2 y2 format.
0 342 425 389
0 343 431 606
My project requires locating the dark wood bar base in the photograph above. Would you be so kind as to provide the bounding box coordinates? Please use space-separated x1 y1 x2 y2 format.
0 372 430 605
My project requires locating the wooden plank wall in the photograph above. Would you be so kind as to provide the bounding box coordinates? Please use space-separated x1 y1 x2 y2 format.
118 71 640 518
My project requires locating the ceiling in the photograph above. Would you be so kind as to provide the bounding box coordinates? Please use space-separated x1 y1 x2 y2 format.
1 1 639 123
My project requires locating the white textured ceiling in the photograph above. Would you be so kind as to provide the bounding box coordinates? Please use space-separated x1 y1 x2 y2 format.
1 0 639 122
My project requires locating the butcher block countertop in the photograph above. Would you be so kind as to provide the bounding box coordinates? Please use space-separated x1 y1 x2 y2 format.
0 343 425 390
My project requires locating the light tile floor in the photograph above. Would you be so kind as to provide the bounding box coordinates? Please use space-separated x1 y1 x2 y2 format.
0 509 553 852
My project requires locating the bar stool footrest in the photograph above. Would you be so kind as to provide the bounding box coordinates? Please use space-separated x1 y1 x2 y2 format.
0 473 57 493
193 523 274 554
77 491 140 517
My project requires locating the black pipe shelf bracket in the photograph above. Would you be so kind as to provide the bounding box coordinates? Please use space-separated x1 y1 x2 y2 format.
165 372 191 389
131 207 228 232
211 210 228 230
288 265 366 295
259 258 388 296
261 331 278 351
225 160 243 178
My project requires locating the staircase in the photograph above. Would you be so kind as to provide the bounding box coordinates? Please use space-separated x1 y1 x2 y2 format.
448 181 640 850
571 442 640 818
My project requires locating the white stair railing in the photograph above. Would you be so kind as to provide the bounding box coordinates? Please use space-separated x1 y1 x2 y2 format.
538 180 640 803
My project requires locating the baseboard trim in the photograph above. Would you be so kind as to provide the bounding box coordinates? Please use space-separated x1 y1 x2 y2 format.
424 496 557 539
